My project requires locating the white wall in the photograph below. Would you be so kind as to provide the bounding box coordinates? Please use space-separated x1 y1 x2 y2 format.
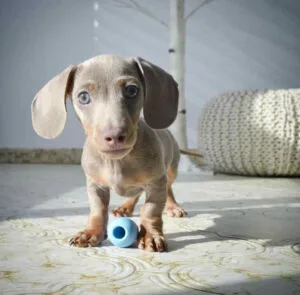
0 0 299 149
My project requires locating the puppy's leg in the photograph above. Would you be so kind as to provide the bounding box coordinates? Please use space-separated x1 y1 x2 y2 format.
70 179 110 247
165 186 187 217
138 176 167 252
112 195 140 217
164 168 186 217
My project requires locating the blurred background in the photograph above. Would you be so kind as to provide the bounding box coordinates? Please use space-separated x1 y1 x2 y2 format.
0 0 300 150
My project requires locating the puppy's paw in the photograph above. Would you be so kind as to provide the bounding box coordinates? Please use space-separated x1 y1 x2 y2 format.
112 206 133 217
138 231 167 252
165 204 187 218
69 229 103 247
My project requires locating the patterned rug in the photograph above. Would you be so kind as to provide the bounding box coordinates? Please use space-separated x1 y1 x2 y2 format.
0 165 299 295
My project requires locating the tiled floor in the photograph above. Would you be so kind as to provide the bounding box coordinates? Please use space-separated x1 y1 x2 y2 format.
0 164 299 295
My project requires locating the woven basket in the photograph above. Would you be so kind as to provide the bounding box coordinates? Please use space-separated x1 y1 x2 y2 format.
198 89 300 176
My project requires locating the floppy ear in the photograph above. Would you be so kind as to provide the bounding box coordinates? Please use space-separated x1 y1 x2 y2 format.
134 57 178 129
31 65 76 139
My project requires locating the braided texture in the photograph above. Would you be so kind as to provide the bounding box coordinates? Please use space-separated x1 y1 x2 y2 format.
198 89 300 176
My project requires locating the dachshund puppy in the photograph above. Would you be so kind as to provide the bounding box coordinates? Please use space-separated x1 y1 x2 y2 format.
31 55 186 252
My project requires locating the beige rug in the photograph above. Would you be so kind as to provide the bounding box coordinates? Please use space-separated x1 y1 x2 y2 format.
0 164 299 295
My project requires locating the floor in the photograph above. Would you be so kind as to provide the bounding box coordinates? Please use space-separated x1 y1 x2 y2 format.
0 164 299 295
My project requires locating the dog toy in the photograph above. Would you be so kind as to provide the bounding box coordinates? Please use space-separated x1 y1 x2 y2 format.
107 217 138 248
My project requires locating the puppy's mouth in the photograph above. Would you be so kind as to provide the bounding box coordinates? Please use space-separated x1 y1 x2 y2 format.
100 147 133 159
101 148 130 155
95 131 137 159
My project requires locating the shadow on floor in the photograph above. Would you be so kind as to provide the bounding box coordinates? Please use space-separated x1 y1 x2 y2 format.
1 164 299 251
0 164 85 221
141 274 300 295
166 196 300 251
4 196 300 252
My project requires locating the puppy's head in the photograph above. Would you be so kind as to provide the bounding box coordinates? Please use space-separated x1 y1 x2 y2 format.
31 55 178 159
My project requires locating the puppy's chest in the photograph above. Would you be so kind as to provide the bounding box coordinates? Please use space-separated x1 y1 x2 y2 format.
89 164 150 196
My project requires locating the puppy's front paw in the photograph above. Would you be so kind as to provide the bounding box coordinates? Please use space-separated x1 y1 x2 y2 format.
165 204 187 218
138 231 167 252
69 229 103 247
112 206 133 217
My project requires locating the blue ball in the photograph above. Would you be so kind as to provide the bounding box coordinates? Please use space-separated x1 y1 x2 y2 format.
107 217 138 248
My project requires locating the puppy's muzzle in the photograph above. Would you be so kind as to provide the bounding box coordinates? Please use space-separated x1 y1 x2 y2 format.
103 127 127 146
100 127 132 156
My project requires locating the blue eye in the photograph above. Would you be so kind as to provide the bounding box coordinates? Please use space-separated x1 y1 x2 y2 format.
78 91 91 105
124 85 139 98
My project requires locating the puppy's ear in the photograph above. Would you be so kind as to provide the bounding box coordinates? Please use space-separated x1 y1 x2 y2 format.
134 57 178 129
31 65 76 139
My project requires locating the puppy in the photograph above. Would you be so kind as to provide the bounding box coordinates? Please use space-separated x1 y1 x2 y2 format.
31 55 186 252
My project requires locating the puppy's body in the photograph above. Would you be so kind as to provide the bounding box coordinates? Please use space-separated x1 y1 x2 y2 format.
82 119 179 197
31 55 186 252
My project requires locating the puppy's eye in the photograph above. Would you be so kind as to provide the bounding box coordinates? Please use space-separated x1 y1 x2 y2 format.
124 85 139 98
78 91 91 105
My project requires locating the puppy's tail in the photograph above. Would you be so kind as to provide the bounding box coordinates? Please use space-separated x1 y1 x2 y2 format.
179 148 209 169
179 149 203 158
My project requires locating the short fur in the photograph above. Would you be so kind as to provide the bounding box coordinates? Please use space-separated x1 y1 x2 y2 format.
31 55 186 252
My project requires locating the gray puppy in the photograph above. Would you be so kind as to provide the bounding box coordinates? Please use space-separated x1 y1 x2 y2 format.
31 55 186 252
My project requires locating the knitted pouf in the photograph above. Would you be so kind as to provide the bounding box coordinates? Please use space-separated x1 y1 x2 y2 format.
198 89 300 176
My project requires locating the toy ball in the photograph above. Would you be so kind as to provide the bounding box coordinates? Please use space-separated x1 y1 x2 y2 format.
107 217 138 248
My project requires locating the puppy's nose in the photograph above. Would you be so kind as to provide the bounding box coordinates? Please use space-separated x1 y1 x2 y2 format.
103 128 127 146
